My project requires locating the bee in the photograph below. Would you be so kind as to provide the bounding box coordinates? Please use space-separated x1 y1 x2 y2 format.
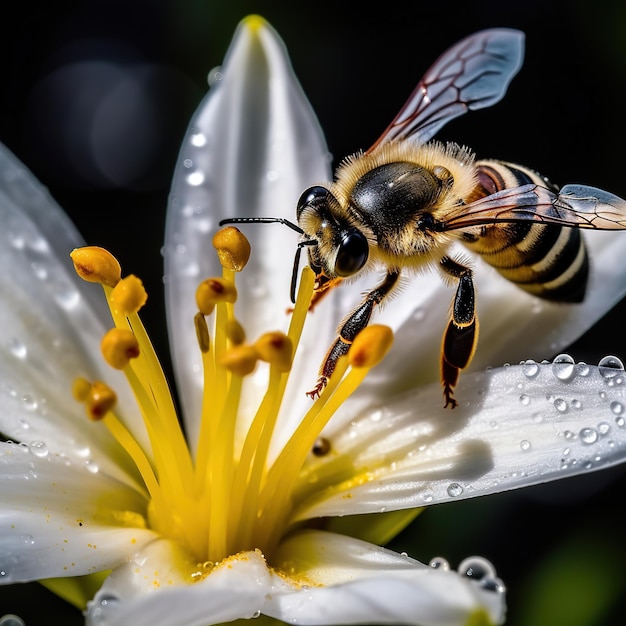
221 28 626 408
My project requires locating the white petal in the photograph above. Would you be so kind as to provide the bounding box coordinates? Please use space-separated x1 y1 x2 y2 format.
86 540 271 626
0 442 155 582
163 16 332 441
294 358 626 519
268 530 505 626
0 142 148 481
344 230 626 413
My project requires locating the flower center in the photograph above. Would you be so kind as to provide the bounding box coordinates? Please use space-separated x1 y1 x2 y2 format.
70 229 392 574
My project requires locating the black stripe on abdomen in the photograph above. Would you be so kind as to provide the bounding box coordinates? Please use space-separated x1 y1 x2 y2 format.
466 160 589 302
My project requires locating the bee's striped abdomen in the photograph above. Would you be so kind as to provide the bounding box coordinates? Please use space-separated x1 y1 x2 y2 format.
462 160 588 302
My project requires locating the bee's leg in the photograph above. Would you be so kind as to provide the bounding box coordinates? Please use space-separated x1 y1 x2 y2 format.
307 269 400 398
440 256 478 409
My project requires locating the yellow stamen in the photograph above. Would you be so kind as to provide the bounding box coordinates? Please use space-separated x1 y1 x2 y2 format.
74 380 117 421
212 226 251 272
220 344 258 377
196 278 237 314
101 328 140 369
110 275 148 315
70 246 121 287
195 312 211 353
348 325 394 369
226 319 246 346
254 332 293 373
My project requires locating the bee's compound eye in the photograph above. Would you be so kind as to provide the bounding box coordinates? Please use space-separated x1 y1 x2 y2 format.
297 186 330 218
335 230 369 277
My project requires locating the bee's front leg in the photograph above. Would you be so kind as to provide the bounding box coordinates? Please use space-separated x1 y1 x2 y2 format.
307 269 400 398
440 256 479 408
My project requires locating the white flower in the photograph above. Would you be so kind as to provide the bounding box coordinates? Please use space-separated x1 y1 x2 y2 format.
1 14 626 626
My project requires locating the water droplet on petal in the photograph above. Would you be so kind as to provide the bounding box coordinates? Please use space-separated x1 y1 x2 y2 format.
519 394 530 405
0 614 26 626
553 398 568 413
610 401 624 415
7 338 27 359
552 354 576 381
520 439 531 451
579 427 598 444
522 360 539 378
447 482 463 497
458 557 495 581
429 557 449 570
598 422 610 435
598 356 625 378
28 441 48 458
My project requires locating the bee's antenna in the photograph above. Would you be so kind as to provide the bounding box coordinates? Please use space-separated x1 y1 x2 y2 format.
291 239 317 303
219 216 305 235
218 216 317 303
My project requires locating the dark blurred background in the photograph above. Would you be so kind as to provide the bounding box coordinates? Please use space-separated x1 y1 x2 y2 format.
1 1 626 624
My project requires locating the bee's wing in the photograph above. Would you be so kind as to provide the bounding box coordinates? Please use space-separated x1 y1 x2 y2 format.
442 184 626 231
367 29 524 154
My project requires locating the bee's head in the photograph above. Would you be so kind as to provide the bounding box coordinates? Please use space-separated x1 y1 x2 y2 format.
296 185 369 280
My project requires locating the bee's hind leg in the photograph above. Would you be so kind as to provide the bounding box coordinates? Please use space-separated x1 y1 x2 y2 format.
440 256 479 408
307 269 400 398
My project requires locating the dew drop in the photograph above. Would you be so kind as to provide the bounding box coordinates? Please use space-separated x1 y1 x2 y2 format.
519 394 530 405
520 439 531 451
598 422 610 436
190 131 206 147
616 416 625 428
579 427 598 444
183 158 193 168
458 557 495 581
85 460 99 474
447 482 463 497
207 66 223 87
598 355 625 379
576 362 591 377
610 401 624 415
429 557 449 570
553 398 568 413
552 354 576 381
54 288 80 310
186 171 205 187
522 360 539 378
0 615 26 626
7 338 27 359
571 399 582 409
22 395 38 411
28 441 48 458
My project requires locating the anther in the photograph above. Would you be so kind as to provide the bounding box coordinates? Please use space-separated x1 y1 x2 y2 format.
254 332 293 373
101 328 140 369
220 345 258 377
72 377 92 402
348 325 393 369
70 246 122 288
196 278 237 315
212 227 251 272
86 381 117 420
110 275 148 315
226 319 246 346
194 312 210 353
